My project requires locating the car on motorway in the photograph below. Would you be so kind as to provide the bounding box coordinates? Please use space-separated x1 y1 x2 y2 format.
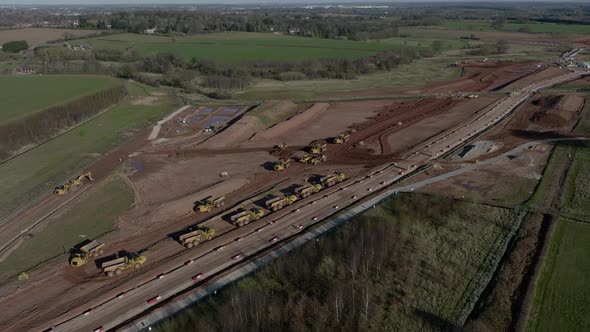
367 187 373 191
352 195 358 199
93 327 104 332
313 216 319 221
297 224 304 230
157 273 166 279
232 254 242 261
147 296 161 304
216 245 225 251
270 236 279 243
192 273 205 281
184 259 194 265
333 205 339 209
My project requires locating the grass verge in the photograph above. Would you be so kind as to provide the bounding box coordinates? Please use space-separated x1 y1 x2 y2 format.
0 86 175 217
527 218 590 332
0 175 133 282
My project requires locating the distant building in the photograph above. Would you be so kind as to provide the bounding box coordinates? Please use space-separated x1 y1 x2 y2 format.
288 27 300 35
144 27 158 35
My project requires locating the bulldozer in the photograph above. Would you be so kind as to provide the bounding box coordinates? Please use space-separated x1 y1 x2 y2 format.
231 208 264 227
195 196 225 213
331 131 351 144
320 172 345 188
295 183 323 199
54 172 94 195
101 253 147 277
308 140 328 154
265 194 298 212
69 240 104 267
273 158 291 171
178 227 215 248
295 153 313 164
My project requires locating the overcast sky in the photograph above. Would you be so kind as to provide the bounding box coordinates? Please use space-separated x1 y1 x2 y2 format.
0 0 582 5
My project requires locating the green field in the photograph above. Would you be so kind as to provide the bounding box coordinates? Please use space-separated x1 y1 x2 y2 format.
528 219 590 332
234 56 462 100
436 20 590 34
157 194 518 331
78 32 464 63
0 75 120 124
0 82 175 217
0 175 133 282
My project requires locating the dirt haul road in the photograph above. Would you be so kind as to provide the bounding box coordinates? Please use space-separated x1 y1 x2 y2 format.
33 68 589 332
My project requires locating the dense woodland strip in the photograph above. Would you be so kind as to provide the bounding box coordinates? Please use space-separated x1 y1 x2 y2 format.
0 85 127 159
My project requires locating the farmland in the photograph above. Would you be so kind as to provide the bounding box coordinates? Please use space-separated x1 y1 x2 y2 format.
433 20 590 34
0 75 121 124
79 32 464 63
0 28 102 48
156 194 518 331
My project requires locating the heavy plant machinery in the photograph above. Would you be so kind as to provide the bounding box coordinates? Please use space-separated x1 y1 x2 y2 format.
309 153 327 165
320 172 346 188
195 196 225 213
265 194 298 212
54 172 94 195
331 131 351 144
231 208 265 227
308 140 328 154
101 253 147 277
274 158 291 171
295 183 323 198
179 227 215 248
69 240 104 267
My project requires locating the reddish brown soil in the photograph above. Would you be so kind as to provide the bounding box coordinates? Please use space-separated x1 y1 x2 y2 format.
0 59 579 331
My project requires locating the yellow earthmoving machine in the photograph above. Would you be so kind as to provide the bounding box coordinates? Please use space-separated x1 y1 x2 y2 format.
265 194 298 212
295 183 323 199
178 227 215 248
69 240 104 267
309 153 327 165
320 172 346 188
231 208 265 227
296 153 313 164
331 131 351 144
467 94 479 99
195 196 225 213
101 253 147 277
274 158 291 171
308 140 328 154
54 172 94 195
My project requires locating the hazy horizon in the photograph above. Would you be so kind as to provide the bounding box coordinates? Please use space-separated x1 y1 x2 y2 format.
0 0 586 5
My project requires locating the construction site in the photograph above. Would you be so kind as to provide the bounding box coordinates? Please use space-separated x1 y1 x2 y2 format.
0 48 588 332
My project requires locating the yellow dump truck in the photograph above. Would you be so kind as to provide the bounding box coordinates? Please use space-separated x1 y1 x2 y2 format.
231 208 264 227
274 158 291 171
54 172 94 195
331 132 351 144
308 140 328 154
309 153 327 165
195 196 225 213
69 240 104 267
179 227 215 248
295 183 323 199
101 253 147 277
265 194 298 212
320 172 345 188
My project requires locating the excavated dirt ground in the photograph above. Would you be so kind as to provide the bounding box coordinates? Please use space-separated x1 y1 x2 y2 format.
0 60 585 331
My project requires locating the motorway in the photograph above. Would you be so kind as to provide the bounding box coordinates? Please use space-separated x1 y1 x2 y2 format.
44 67 588 332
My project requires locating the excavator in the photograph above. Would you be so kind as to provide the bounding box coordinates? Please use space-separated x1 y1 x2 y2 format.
53 172 94 195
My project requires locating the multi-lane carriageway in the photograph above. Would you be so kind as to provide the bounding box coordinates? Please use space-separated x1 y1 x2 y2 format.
45 69 589 332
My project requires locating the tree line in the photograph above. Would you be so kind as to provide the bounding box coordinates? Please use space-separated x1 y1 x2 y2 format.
2 40 28 53
156 193 474 332
0 85 127 160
